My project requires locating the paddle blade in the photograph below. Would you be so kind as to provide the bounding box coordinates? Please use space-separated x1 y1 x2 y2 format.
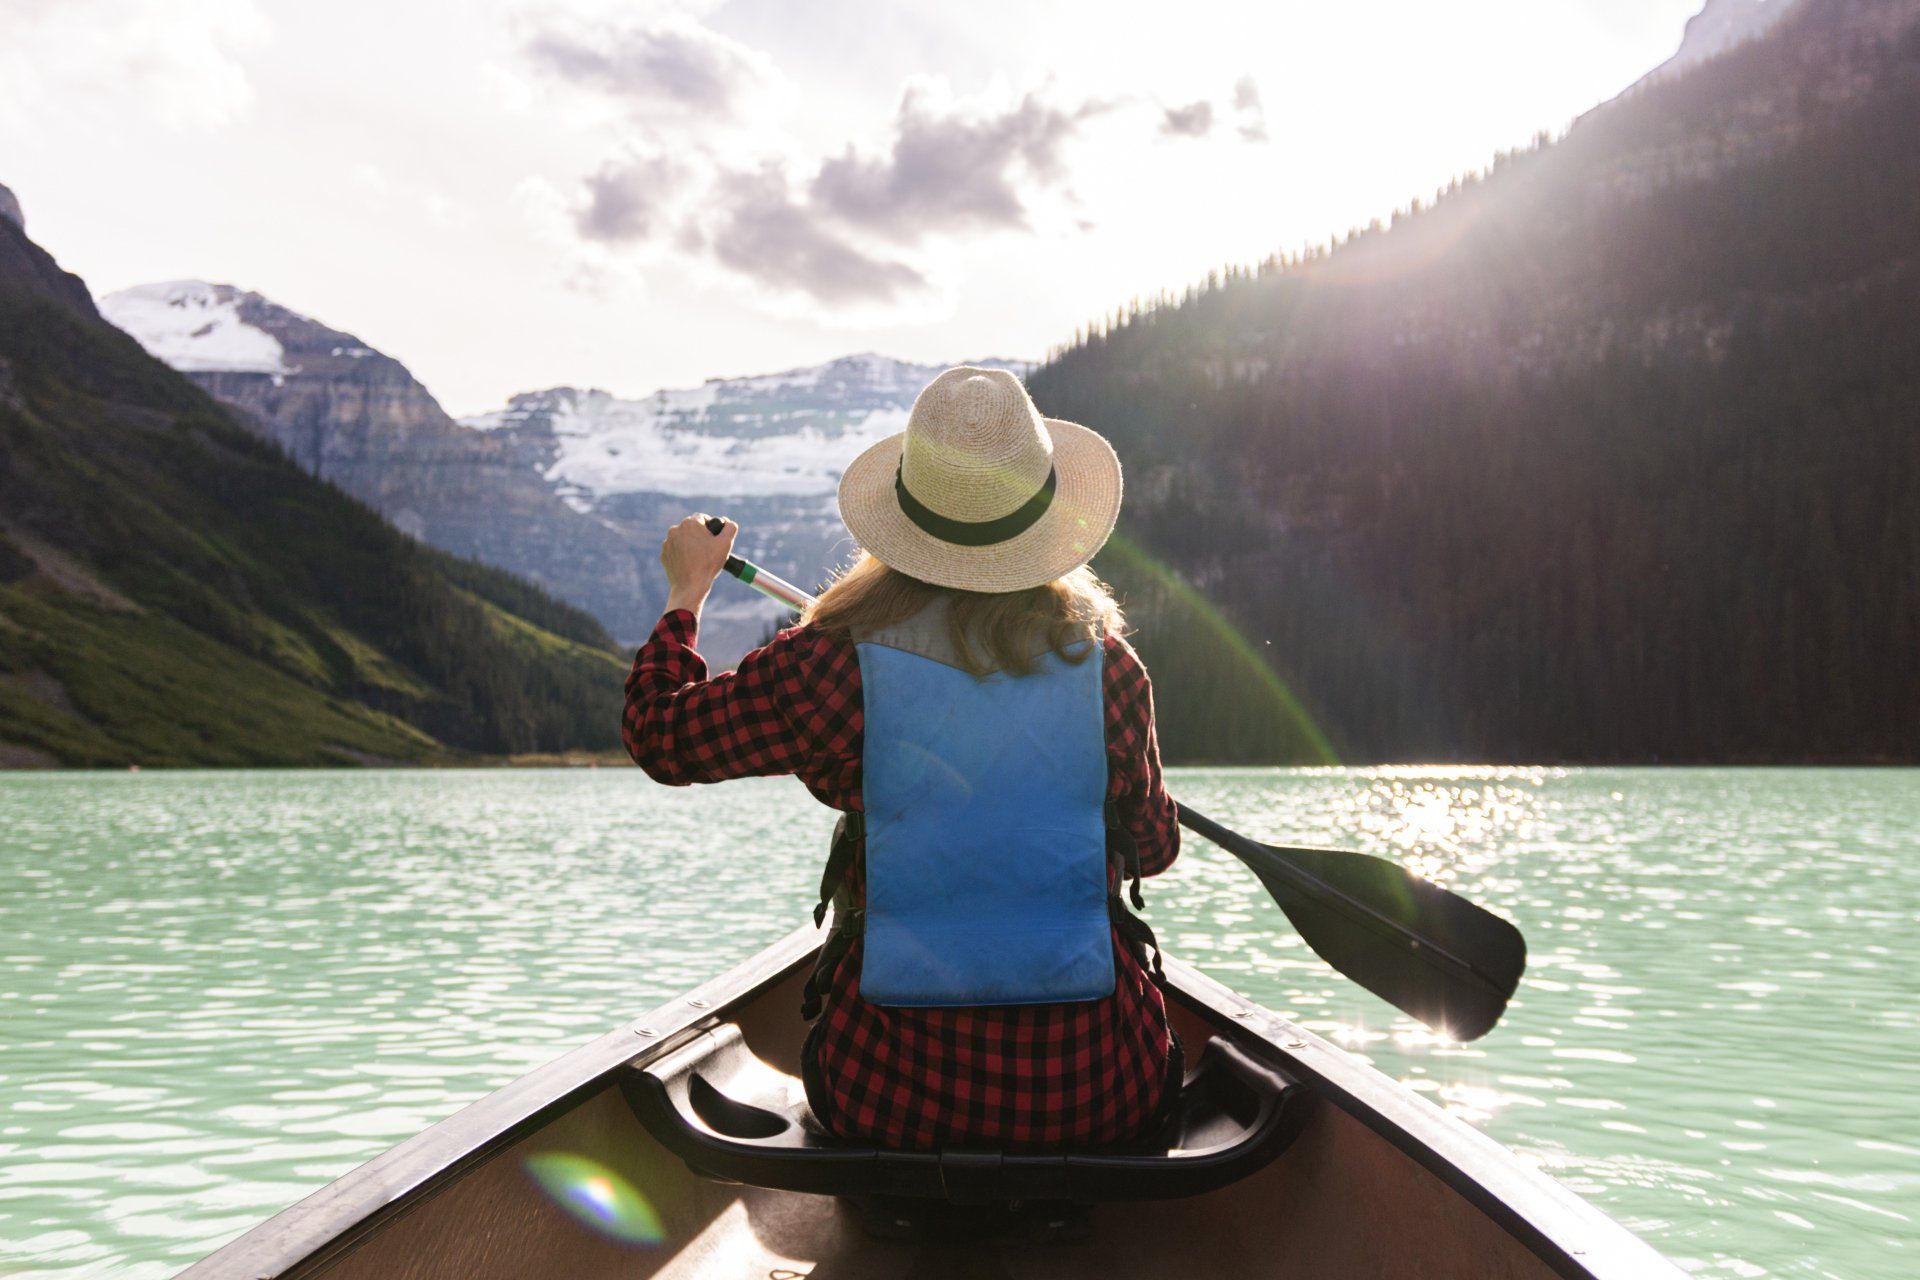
1178 808 1527 1040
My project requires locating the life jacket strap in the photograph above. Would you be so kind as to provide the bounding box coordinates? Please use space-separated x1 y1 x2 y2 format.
803 811 867 1021
1105 800 1164 984
813 810 864 928
802 906 864 1022
1106 799 1146 910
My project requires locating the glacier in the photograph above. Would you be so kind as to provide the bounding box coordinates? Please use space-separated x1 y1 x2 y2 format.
459 354 1030 507
99 281 290 375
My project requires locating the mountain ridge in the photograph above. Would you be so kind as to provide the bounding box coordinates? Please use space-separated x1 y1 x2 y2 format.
459 353 1032 505
1650 0 1804 83
1026 0 1920 764
0 183 24 234
99 279 657 646
103 278 1030 660
1 196 626 767
454 352 1032 659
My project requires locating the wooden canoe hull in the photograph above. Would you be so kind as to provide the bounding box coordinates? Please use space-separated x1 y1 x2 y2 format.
179 925 1681 1279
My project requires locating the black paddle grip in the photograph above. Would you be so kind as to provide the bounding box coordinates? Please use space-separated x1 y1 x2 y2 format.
702 516 747 578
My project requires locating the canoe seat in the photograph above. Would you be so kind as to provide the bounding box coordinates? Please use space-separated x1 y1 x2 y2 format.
621 1022 1311 1203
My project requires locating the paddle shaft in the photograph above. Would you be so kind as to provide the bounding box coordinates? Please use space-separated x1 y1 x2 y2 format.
696 517 811 611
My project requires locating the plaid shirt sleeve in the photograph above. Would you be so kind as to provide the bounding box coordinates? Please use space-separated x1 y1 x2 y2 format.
1103 633 1180 876
621 609 862 787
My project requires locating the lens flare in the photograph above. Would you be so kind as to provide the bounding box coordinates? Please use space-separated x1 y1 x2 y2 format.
1101 532 1339 764
525 1153 666 1245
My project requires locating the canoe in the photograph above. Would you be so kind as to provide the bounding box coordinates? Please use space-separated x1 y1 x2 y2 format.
179 924 1682 1279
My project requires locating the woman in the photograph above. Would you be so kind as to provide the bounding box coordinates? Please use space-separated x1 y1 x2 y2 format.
623 366 1180 1154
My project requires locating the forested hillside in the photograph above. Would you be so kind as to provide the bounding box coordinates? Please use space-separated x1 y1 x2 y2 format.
0 200 626 767
98 281 654 650
1035 0 1920 763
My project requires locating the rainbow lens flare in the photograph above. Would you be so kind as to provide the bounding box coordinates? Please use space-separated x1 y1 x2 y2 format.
524 1153 666 1245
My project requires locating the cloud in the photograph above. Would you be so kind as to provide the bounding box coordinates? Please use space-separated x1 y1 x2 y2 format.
1233 75 1270 143
808 87 1107 243
539 45 1239 308
522 14 769 117
575 154 680 243
553 81 1114 304
1160 99 1214 138
1159 81 1266 143
706 168 926 304
0 0 267 130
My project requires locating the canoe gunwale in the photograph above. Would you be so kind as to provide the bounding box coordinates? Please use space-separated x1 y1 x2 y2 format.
175 924 826 1280
1156 956 1682 1280
177 922 1682 1280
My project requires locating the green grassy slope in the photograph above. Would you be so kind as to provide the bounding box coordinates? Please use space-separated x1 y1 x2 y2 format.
0 213 627 768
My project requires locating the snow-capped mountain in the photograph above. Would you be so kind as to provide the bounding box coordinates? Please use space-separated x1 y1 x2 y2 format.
99 279 1030 662
459 354 1031 660
98 281 292 374
463 354 1028 507
99 281 651 642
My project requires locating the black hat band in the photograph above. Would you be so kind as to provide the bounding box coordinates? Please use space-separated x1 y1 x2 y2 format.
894 462 1057 547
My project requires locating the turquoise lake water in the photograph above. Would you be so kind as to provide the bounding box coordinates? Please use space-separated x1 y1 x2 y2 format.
0 767 1914 1278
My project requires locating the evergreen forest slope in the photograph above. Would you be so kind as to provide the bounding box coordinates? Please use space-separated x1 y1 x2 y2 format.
0 208 625 767
1033 0 1920 763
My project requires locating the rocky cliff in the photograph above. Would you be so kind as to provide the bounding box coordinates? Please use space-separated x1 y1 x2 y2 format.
462 354 1031 660
100 281 1029 664
99 283 656 642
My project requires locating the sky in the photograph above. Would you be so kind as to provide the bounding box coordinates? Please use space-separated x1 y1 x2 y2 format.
0 0 1707 415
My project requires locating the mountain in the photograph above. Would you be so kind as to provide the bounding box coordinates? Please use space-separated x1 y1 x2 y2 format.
99 283 1028 664
1027 0 1920 764
1652 0 1803 81
460 354 1030 661
98 282 655 644
0 195 626 767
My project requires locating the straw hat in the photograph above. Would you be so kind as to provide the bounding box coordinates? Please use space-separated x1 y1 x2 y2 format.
837 366 1123 593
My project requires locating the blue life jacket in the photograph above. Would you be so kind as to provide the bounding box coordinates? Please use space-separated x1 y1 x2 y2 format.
798 604 1158 1015
858 637 1111 1006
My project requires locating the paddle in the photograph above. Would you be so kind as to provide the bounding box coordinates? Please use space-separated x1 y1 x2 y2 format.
1171 807 1525 1042
699 519 1527 1040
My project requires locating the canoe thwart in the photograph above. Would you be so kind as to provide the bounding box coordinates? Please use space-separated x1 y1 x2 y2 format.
620 1021 1314 1203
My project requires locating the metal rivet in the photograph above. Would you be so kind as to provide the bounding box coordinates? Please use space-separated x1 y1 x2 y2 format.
1286 1039 1307 1049
688 998 711 1009
635 1027 657 1037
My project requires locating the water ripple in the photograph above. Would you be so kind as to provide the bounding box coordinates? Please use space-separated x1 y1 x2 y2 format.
1 767 1915 1278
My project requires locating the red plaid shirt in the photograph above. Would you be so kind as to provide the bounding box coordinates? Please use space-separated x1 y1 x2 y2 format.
624 609 1181 1151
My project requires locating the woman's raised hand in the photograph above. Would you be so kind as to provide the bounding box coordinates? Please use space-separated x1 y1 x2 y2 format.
660 514 737 617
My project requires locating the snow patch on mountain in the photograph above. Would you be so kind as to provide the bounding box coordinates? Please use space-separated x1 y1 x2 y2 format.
462 354 1031 507
538 394 905 505
98 280 289 374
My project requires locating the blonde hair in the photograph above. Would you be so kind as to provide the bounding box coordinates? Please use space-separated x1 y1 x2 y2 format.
803 553 1124 677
